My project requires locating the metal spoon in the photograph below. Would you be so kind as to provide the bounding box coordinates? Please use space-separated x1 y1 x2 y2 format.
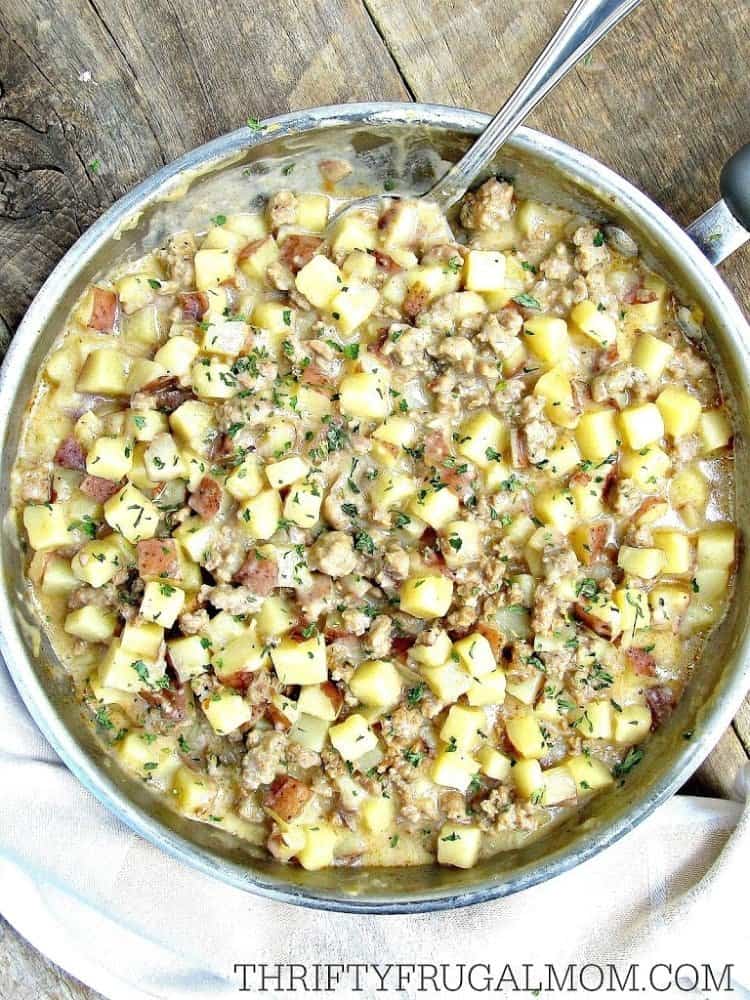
328 0 643 230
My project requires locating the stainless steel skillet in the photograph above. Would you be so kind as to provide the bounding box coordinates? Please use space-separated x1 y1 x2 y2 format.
0 103 748 913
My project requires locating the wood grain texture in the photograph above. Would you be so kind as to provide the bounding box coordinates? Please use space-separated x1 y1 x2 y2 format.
0 0 748 991
0 917 101 999
0 0 408 331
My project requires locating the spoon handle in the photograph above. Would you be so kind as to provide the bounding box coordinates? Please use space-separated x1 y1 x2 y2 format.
427 0 643 212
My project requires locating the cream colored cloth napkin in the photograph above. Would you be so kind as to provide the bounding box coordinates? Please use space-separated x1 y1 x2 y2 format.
1 657 748 1000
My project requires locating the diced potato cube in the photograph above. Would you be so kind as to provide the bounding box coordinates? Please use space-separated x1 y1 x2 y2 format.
99 642 163 693
64 606 117 643
117 731 178 781
339 372 389 420
251 300 294 336
202 686 254 735
566 754 614 793
670 465 708 513
656 386 702 437
143 433 184 483
191 358 238 400
652 530 692 575
569 300 617 348
41 556 79 596
173 516 215 564
271 634 327 685
254 595 295 640
139 581 185 628
328 713 377 761
613 587 650 644
452 632 495 677
125 409 168 443
619 447 671 487
506 711 546 759
169 401 216 456
421 660 472 702
296 193 329 232
379 200 418 248
373 416 417 448
331 214 377 256
76 349 130 396
84 436 132 481
440 705 486 752
523 315 569 364
121 620 164 659
23 503 70 551
534 368 578 429
624 274 668 330
540 764 577 805
618 546 666 579
442 520 481 568
699 409 733 453
295 255 342 309
631 332 674 381
71 536 127 588
506 671 544 705
575 409 620 462
283 481 323 528
167 635 211 682
476 746 512 781
534 488 578 534
298 825 338 871
467 669 507 707
171 765 217 817
513 758 544 798
289 713 330 753
214 624 268 680
618 403 664 450
201 317 247 357
361 796 395 834
126 358 166 394
350 659 403 707
463 250 505 292
330 282 379 334
400 574 453 619
577 699 613 739
437 823 481 868
370 472 416 511
696 523 736 568
104 484 160 543
297 682 343 722
411 630 452 666
226 213 266 240
237 235 279 281
194 248 236 290
238 489 282 539
114 274 155 314
613 704 652 745
409 487 459 530
692 568 729 600
225 456 264 500
265 456 309 490
431 749 477 792
154 336 200 376
456 410 507 467
648 584 691 627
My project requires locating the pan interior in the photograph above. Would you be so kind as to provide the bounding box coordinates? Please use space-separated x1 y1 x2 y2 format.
1 108 748 910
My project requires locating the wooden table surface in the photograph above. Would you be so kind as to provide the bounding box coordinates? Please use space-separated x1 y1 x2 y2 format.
0 0 748 995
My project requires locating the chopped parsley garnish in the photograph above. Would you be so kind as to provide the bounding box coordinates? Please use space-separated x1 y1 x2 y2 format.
513 292 542 310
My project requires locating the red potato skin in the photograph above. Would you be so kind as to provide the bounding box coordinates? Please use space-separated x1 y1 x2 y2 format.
372 249 402 274
137 538 180 579
263 775 313 822
573 601 615 640
54 436 87 471
188 476 222 519
300 363 329 387
89 288 118 332
233 550 278 595
179 291 209 321
626 647 656 676
79 475 122 502
279 235 323 273
237 237 267 262
645 685 676 729
136 374 195 413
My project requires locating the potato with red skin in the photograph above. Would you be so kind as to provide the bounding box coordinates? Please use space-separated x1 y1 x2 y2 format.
301 364 329 387
79 475 122 502
137 537 180 579
646 686 676 729
573 601 616 640
135 375 195 413
88 288 118 331
279 235 323 273
54 436 87 471
263 775 313 822
233 550 278 595
179 291 209 320
188 476 222 519
626 647 656 676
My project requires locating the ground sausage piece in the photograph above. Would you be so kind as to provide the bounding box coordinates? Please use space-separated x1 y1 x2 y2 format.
318 158 352 184
279 235 323 273
309 531 357 577
137 538 180 580
264 775 313 822
267 191 298 230
402 283 431 321
79 475 122 502
89 288 118 331
459 178 514 230
233 550 278 595
188 476 222 519
54 436 87 471
179 291 209 320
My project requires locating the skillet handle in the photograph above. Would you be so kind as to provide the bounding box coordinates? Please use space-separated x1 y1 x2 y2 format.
687 143 750 266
